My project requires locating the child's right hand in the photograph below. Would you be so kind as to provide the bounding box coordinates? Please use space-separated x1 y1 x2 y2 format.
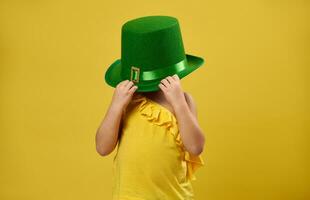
111 80 138 110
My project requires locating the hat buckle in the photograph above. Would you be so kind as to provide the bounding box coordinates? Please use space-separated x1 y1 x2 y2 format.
130 66 140 83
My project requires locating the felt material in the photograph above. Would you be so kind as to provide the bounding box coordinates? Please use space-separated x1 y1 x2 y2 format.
105 15 205 92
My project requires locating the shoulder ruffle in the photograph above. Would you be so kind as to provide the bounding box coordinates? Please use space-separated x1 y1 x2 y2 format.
131 93 205 181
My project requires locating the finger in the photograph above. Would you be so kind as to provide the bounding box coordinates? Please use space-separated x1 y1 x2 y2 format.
128 85 138 94
172 74 180 81
123 80 132 87
118 80 129 87
160 78 170 87
125 81 134 91
158 83 167 92
166 76 174 84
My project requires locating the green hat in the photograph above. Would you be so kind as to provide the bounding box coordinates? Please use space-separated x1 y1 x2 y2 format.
105 15 205 92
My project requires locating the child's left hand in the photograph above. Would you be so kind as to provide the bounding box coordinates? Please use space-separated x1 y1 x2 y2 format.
158 74 186 108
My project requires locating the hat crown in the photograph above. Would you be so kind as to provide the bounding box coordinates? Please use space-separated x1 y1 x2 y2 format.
120 15 186 80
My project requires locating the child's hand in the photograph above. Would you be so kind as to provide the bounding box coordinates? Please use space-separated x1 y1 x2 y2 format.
111 80 138 109
158 74 186 108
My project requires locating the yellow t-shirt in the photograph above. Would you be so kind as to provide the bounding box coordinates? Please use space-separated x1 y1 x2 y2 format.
112 93 205 200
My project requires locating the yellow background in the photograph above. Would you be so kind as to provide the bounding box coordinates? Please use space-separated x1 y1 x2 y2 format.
0 0 309 199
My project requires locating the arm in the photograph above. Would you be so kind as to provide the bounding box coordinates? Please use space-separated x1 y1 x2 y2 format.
95 80 138 156
173 92 205 156
95 101 124 156
158 75 205 156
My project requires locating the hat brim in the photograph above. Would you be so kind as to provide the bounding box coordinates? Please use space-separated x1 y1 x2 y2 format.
105 54 205 92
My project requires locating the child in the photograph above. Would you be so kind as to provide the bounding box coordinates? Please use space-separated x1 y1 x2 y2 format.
96 15 206 200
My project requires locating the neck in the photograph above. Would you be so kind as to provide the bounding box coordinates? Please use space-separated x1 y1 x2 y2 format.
138 89 163 98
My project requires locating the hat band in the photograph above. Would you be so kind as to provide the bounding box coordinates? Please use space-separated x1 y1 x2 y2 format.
131 58 188 83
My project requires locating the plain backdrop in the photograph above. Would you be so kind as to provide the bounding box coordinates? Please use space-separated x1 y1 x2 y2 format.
0 0 309 199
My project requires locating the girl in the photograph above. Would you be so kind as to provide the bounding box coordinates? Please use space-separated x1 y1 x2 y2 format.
95 74 206 200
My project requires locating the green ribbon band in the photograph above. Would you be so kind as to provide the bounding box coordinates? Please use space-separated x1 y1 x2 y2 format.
131 58 188 82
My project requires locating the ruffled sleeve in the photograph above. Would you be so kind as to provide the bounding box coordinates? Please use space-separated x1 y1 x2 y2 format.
131 93 205 181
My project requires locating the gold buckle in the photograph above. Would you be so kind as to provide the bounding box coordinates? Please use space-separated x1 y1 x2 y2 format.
130 66 140 83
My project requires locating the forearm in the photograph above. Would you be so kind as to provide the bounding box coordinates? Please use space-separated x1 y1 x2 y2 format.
173 98 205 155
95 102 124 156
